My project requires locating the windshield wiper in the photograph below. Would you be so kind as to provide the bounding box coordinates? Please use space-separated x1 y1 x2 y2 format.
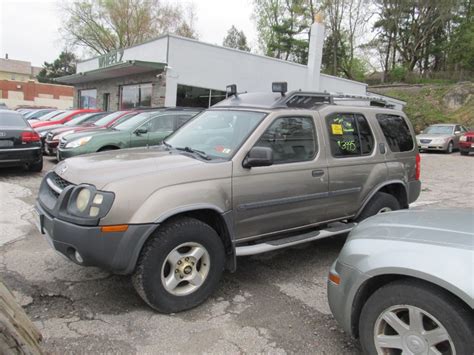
175 146 211 160
163 141 173 149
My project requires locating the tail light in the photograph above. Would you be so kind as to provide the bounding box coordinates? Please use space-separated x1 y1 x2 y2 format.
415 153 421 180
21 131 40 143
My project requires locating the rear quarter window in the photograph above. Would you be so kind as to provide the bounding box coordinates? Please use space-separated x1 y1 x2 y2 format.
376 114 414 152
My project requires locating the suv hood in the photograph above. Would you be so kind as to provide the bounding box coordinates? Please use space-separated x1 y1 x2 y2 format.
55 146 230 190
350 209 474 249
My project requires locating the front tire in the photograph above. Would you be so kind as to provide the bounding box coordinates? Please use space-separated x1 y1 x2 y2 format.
359 280 474 355
445 141 454 154
355 192 400 222
132 217 225 313
460 150 469 156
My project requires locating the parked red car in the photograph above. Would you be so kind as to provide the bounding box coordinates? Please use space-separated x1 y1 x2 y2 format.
459 131 474 155
44 111 135 155
30 109 100 129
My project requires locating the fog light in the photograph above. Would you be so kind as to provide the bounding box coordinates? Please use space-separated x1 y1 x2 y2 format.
75 251 83 263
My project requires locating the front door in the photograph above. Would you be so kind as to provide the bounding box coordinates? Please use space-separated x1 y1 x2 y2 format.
146 114 176 146
232 114 329 241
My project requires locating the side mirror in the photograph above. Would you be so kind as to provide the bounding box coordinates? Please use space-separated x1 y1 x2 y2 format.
135 127 148 135
455 131 461 135
243 147 273 169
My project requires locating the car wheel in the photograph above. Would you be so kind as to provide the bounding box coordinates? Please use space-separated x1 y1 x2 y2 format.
359 279 474 355
132 217 225 313
27 159 43 172
355 192 400 222
445 141 454 154
460 150 469 156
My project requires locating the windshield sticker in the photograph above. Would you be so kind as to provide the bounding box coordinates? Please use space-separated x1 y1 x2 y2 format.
331 124 343 135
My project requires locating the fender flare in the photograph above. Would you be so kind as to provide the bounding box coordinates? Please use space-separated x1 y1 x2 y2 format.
354 180 408 219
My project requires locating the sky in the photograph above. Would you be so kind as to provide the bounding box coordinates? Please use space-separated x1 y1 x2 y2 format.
0 0 258 67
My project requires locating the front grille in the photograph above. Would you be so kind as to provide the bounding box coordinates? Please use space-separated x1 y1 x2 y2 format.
46 172 73 198
467 136 473 142
420 139 431 144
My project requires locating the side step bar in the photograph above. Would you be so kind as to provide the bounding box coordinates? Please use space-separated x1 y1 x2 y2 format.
235 222 355 256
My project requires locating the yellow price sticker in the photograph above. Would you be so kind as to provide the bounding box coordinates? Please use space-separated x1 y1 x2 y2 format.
331 124 343 135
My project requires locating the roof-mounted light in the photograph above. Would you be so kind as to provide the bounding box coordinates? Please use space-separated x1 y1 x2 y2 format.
272 82 288 96
226 84 237 97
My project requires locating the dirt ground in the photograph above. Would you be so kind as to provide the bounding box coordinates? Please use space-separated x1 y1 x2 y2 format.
1 152 473 354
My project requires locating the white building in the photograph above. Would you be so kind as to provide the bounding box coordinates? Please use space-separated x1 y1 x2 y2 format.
58 21 405 110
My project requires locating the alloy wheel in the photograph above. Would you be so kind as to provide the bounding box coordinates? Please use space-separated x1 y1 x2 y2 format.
161 242 211 296
374 304 455 355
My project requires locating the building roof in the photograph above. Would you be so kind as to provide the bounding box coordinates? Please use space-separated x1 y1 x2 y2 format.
56 60 166 84
0 58 35 75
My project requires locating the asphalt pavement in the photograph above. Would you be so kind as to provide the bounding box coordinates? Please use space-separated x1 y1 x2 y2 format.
1 152 473 354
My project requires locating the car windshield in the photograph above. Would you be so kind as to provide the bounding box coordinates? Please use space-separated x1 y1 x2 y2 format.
0 111 28 127
165 110 267 160
37 110 64 121
424 126 454 135
94 111 129 126
64 113 95 126
113 111 158 130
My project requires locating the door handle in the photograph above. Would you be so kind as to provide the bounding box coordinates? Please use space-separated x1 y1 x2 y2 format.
312 169 325 177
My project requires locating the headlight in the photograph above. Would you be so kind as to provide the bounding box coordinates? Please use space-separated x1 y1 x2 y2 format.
62 185 115 224
76 188 91 212
65 136 92 148
460 136 467 142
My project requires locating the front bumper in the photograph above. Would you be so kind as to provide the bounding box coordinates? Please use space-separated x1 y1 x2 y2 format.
327 260 368 337
459 142 474 152
35 202 157 274
417 141 449 151
0 147 42 167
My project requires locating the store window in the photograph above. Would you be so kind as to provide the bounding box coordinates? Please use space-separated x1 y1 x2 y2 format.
120 83 152 109
176 84 226 108
79 89 97 109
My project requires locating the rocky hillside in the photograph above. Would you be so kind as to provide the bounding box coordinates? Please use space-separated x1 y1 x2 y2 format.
370 82 473 132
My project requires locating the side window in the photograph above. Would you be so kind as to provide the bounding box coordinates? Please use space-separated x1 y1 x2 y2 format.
175 114 194 129
326 113 374 157
150 115 175 132
376 114 414 152
254 116 317 164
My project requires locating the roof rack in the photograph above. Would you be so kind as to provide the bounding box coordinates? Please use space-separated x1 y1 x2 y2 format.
214 82 396 110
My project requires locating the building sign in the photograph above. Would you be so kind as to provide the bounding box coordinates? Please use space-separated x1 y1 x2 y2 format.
98 49 124 68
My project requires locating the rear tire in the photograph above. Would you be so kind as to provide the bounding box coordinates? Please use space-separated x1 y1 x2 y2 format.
27 159 43 172
132 217 225 313
359 279 474 355
460 150 469 156
355 192 400 222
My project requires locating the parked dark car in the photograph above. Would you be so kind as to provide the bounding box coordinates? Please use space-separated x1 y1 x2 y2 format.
0 110 42 171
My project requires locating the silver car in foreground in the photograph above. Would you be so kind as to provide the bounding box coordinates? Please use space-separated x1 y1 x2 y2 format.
328 209 473 355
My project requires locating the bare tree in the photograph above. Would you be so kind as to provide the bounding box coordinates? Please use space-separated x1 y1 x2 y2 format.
60 0 198 55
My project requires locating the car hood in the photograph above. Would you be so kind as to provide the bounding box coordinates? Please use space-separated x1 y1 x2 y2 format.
62 128 120 141
55 146 230 190
349 209 474 249
416 134 453 140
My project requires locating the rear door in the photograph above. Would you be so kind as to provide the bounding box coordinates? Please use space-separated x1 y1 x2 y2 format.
324 110 387 220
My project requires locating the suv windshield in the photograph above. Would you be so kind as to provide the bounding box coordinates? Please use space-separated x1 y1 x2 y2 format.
113 112 158 130
424 126 454 135
165 110 267 160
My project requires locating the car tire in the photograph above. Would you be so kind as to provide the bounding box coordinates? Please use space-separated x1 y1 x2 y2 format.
355 192 400 222
460 150 469 156
132 217 225 313
27 159 43 172
359 279 474 355
445 141 454 154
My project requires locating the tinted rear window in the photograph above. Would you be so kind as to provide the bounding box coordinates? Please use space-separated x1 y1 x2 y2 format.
376 114 414 152
0 111 28 127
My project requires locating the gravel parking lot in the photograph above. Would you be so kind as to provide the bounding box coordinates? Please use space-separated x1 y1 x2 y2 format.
1 152 473 354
